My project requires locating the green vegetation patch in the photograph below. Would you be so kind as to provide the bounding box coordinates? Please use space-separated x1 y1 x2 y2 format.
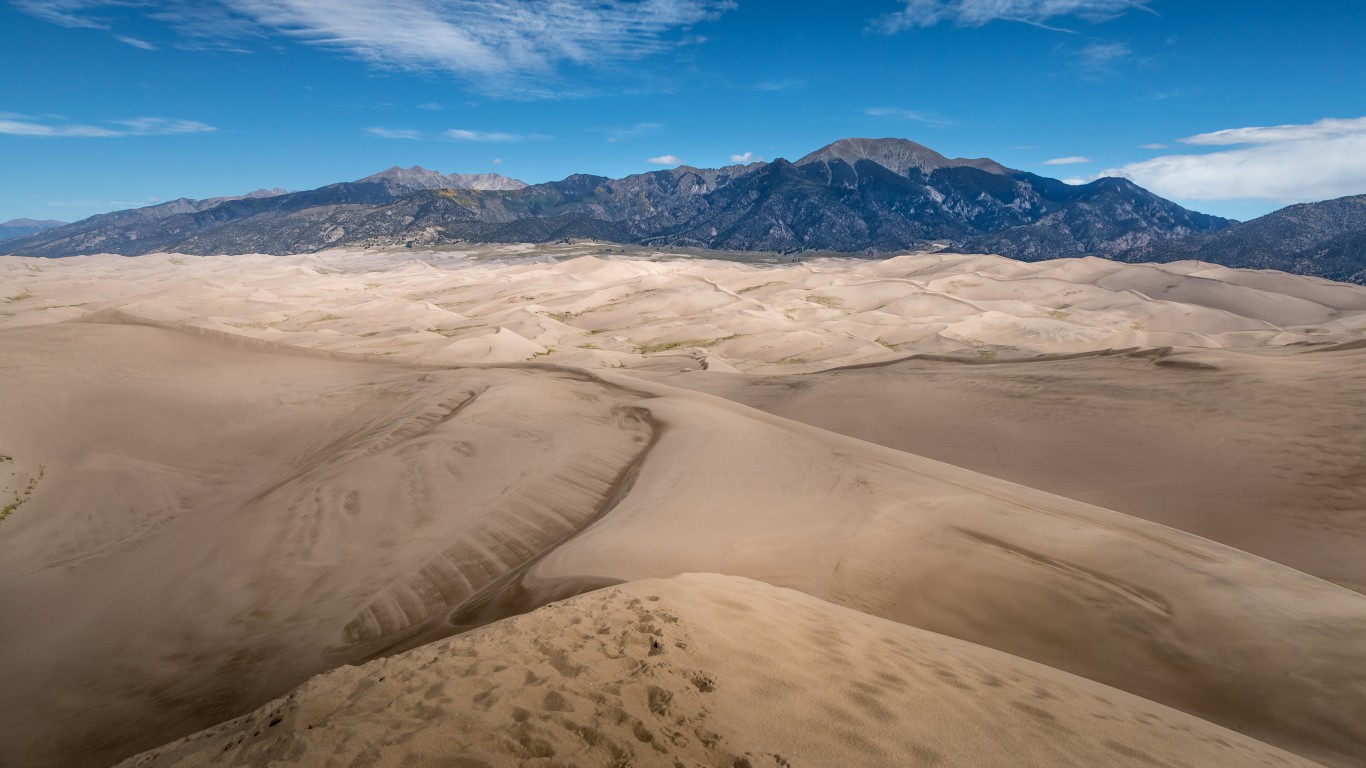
1 464 45 525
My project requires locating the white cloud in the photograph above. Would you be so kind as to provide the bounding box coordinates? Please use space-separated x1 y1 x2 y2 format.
492 157 503 165
0 115 215 137
865 106 955 126
1139 143 1168 149
115 35 156 50
445 128 544 142
874 0 1148 32
1061 177 1088 185
17 0 735 95
1044 156 1092 165
648 155 682 165
1179 116 1366 146
754 79 804 91
602 122 662 143
1101 116 1366 202
1074 41 1130 77
13 0 108 28
730 152 755 163
365 126 424 140
416 102 443 111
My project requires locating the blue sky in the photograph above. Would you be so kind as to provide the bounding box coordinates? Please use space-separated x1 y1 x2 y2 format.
3 0 1365 224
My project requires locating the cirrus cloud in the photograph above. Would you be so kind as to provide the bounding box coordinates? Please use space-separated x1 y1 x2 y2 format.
647 154 682 165
365 127 424 140
445 128 549 142
873 0 1150 32
0 114 215 138
15 0 735 97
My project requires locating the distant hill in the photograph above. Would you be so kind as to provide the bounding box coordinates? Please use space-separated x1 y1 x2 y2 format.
0 139 1229 261
1117 194 1366 284
0 218 66 243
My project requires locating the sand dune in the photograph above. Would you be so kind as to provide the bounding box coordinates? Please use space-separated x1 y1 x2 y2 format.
120 574 1323 768
648 344 1366 591
4 246 1365 373
2 248 1365 768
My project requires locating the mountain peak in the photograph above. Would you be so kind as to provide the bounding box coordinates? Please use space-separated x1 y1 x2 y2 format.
356 166 526 191
797 137 1013 176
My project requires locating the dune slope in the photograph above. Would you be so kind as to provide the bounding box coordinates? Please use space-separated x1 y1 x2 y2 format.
1 319 1364 768
120 574 1325 768
646 344 1366 590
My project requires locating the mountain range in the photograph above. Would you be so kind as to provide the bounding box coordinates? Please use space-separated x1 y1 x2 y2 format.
3 138 1362 283
0 218 66 243
1116 194 1366 284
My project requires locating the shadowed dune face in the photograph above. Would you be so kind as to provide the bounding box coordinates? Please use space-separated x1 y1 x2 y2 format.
119 574 1323 768
0 323 655 767
2 251 1366 768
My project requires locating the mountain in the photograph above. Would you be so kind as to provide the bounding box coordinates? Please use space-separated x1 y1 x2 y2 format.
356 166 527 192
0 218 66 243
796 136 1013 175
1116 194 1366 284
0 139 1230 260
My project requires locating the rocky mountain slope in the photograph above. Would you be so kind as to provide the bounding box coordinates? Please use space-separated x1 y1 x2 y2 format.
1118 194 1366 284
0 138 1230 259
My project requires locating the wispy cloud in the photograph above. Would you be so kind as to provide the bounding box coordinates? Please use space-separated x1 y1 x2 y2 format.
365 126 424 140
865 106 955 126
1074 41 1131 78
601 122 662 143
0 114 215 137
1180 117 1366 146
115 34 156 50
16 0 735 96
445 128 549 142
416 102 444 111
754 79 804 91
648 154 682 165
1101 116 1366 202
1043 156 1092 165
1138 143 1168 149
13 0 108 28
873 0 1150 32
729 151 758 163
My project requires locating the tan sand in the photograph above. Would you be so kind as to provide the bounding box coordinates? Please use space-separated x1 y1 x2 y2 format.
119 574 1323 768
4 247 1364 373
646 344 1366 591
1 248 1364 768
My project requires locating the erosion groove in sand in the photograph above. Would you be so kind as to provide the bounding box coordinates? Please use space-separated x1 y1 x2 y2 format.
344 407 656 651
949 527 1174 617
2 249 1365 768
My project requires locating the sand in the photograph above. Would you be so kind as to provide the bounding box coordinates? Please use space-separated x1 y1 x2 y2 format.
1 246 1364 768
119 574 1323 768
